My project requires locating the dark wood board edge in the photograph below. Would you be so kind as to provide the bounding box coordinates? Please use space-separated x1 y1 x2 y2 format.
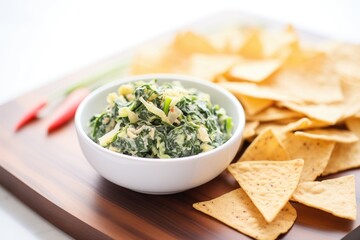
0 166 110 240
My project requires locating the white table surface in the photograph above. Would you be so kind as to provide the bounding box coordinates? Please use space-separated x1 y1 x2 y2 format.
1 0 359 239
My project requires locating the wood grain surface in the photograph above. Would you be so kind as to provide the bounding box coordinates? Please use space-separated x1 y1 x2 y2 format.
1 12 359 240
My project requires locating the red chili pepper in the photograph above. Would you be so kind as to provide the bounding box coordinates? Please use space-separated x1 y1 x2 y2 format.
14 100 48 132
46 88 90 133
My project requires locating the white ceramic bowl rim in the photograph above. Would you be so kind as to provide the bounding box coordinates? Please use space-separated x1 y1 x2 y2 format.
75 73 245 163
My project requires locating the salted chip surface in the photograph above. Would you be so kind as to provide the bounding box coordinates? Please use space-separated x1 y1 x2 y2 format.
130 44 172 75
346 118 360 137
186 54 241 81
246 106 304 122
322 113 360 176
243 121 260 140
280 101 342 124
280 79 360 124
261 25 298 58
193 189 297 240
281 132 335 182
292 175 357 220
282 117 330 132
171 31 218 55
228 159 303 223
330 43 360 80
322 141 360 176
207 27 248 53
220 81 293 102
227 59 282 83
239 29 263 59
236 94 274 115
265 54 343 104
294 128 359 143
239 128 289 161
255 118 330 142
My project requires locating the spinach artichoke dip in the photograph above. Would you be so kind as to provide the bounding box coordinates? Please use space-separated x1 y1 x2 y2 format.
89 80 233 158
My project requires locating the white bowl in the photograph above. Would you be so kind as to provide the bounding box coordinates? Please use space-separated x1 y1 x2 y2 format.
75 74 245 194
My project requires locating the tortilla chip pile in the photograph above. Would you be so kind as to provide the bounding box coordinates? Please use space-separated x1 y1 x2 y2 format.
129 25 360 239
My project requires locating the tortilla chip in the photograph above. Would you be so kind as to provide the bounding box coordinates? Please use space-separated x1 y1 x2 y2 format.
254 117 329 142
228 159 303 222
193 189 297 240
213 75 230 83
239 29 263 59
261 25 298 58
186 54 241 81
294 128 359 143
227 59 282 83
207 28 248 53
171 31 218 55
264 54 343 104
239 128 289 161
284 45 324 66
219 81 292 102
322 141 360 176
280 79 360 124
318 118 360 176
292 175 357 220
255 123 288 140
281 132 335 182
243 121 260 140
236 94 274 115
130 44 172 75
317 115 360 176
346 118 360 137
280 102 341 124
282 117 330 132
330 43 360 81
246 107 304 122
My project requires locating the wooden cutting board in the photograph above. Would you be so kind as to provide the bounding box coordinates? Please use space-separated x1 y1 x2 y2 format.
1 12 359 240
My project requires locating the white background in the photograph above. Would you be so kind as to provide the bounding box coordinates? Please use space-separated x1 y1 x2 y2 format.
0 0 359 239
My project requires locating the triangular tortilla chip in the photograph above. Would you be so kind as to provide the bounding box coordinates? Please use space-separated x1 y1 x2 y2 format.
261 25 298 58
186 54 241 81
171 31 218 55
281 132 335 181
193 189 297 240
331 43 360 80
280 79 360 124
239 128 289 161
320 118 360 174
228 159 303 223
239 29 263 59
219 81 293 102
236 94 274 115
130 44 173 75
280 101 341 124
292 175 357 220
294 128 359 143
207 28 248 53
243 121 260 140
255 123 289 141
246 106 304 122
227 59 282 83
346 118 360 137
282 117 330 132
322 141 360 176
254 117 330 142
265 54 343 104
322 119 360 175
